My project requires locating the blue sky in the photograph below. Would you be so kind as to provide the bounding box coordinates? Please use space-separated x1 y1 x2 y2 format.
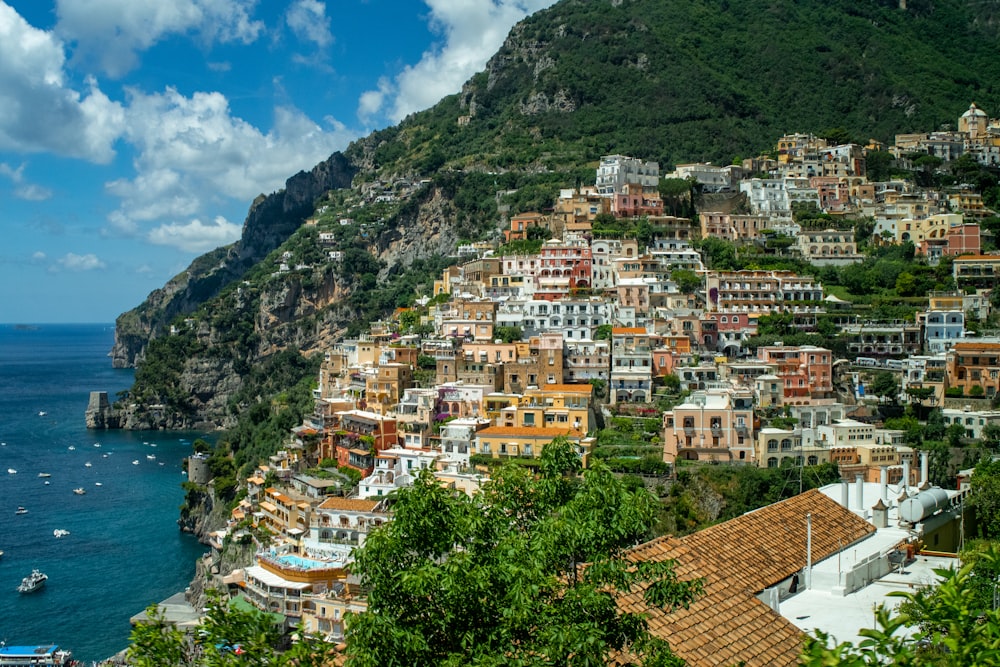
0 0 556 323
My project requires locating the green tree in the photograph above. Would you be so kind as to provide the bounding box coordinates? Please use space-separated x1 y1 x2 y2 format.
870 371 899 404
969 459 1000 539
344 439 702 666
493 325 524 343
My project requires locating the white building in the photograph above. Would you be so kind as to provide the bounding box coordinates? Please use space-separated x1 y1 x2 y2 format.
596 154 660 196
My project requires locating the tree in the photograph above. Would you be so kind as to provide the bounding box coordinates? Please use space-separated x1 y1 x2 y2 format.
670 268 701 294
870 371 899 403
493 325 524 343
344 439 703 666
801 545 1000 666
969 459 1000 539
128 591 308 667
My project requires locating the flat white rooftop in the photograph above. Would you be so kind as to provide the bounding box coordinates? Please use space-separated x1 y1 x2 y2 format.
780 551 955 645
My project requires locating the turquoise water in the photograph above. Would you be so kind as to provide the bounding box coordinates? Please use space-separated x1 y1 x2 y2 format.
275 554 329 570
0 324 208 663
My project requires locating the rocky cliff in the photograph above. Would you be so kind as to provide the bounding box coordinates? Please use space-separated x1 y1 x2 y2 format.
111 153 356 369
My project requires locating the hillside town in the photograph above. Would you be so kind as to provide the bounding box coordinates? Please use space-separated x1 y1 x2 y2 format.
162 103 1000 666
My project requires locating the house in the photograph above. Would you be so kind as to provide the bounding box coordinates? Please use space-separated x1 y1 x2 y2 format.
662 387 755 463
310 497 389 547
946 341 1000 398
474 426 590 465
610 327 653 403
596 154 660 196
756 344 834 404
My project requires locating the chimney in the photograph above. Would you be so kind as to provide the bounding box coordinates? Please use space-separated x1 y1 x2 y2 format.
841 480 849 508
855 473 864 511
880 466 888 504
919 451 930 489
871 498 889 529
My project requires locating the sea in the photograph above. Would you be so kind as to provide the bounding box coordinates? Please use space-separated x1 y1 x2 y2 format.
0 323 209 663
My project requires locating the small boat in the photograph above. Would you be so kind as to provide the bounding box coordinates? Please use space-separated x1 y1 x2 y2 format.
44 481 50 485
67 445 75 451
93 443 101 448
17 569 47 593
53 529 70 538
7 468 16 474
102 454 108 458
84 462 92 468
73 488 86 495
38 411 46 417
38 472 51 478
15 507 28 515
146 454 156 460
94 482 102 486
132 460 139 465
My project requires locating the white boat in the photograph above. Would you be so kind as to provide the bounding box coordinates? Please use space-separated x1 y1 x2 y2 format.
38 472 51 478
0 644 74 666
37 411 46 417
94 482 102 486
53 529 70 538
44 481 50 485
17 569 47 593
146 454 156 460
84 462 92 468
73 488 86 495
7 468 16 474
15 507 28 515
67 445 75 451
132 460 139 465
93 443 101 448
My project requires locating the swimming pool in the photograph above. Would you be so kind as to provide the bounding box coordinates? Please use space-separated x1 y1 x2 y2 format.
275 554 334 570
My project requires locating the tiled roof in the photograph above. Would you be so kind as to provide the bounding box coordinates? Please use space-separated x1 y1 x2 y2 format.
620 489 875 667
317 497 382 512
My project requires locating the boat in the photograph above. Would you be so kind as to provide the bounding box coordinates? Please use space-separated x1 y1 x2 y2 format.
37 473 50 478
93 443 100 448
84 462 92 468
132 460 139 465
7 468 15 474
16 569 47 593
146 454 156 460
67 445 75 451
73 488 86 495
37 411 46 417
94 482 102 486
43 481 49 486
53 529 70 538
15 507 28 515
0 644 74 666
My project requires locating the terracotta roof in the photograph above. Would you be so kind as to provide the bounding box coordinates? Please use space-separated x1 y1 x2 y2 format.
952 341 1000 351
612 327 648 334
318 497 382 512
526 384 593 394
620 489 875 667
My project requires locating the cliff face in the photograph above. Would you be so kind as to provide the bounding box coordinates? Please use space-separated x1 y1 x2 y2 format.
111 153 356 369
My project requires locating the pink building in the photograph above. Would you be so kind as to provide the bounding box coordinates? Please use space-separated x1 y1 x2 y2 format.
662 388 755 463
756 345 834 404
611 183 664 218
537 237 593 289
699 212 768 241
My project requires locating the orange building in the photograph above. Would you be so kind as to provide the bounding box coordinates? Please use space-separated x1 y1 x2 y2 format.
946 341 1000 399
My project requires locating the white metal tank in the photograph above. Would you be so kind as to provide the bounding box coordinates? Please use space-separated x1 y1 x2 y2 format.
899 488 952 524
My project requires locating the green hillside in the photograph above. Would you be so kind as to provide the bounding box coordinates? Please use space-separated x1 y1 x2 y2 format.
353 0 1000 172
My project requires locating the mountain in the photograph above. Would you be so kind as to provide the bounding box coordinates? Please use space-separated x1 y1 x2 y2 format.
110 0 1000 430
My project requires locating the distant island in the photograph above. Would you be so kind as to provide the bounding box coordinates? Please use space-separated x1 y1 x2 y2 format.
13 324 40 331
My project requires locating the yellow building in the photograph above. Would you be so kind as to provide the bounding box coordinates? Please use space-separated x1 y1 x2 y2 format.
498 384 593 433
474 426 590 465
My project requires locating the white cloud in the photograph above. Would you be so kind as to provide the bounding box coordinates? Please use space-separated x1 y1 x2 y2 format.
58 252 107 271
32 251 46 261
147 216 242 253
286 0 332 49
0 3 123 162
357 77 392 124
0 162 52 200
381 0 557 122
15 184 53 201
105 86 352 237
55 0 264 78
